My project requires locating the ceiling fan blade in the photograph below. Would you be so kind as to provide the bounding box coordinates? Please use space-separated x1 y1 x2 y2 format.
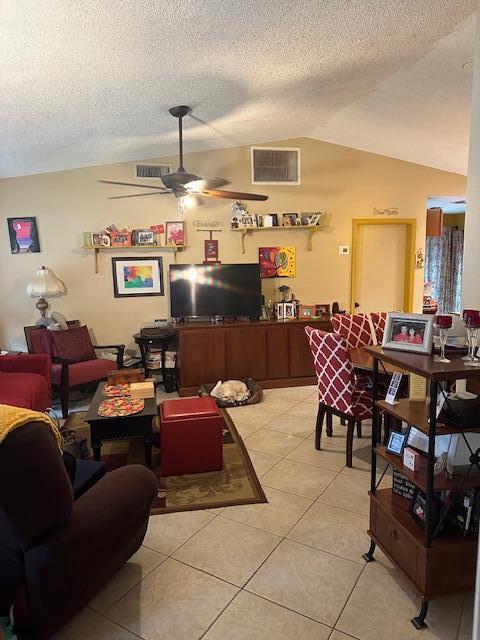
108 191 172 199
198 189 268 201
99 180 169 190
185 177 231 191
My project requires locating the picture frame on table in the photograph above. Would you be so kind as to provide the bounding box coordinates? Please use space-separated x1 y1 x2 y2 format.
382 312 434 354
275 301 295 320
409 488 443 532
165 221 185 246
386 428 410 456
298 304 315 319
111 256 164 298
315 303 331 316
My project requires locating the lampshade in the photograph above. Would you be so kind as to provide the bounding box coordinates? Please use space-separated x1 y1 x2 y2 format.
26 266 67 299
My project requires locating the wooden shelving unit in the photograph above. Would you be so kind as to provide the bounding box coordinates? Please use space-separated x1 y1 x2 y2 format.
82 244 186 274
231 224 321 253
364 345 480 630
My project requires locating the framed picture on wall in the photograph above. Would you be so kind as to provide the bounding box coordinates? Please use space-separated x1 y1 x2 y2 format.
111 257 164 298
165 221 185 246
7 217 41 254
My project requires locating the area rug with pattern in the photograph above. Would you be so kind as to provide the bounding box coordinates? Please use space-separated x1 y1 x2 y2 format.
64 409 267 515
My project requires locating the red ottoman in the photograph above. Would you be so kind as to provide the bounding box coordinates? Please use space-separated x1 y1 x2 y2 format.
160 397 224 476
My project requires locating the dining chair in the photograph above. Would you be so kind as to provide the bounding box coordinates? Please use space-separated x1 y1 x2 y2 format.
370 311 388 345
305 326 373 467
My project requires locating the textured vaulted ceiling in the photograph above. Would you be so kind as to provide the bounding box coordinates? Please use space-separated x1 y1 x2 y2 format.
1 0 477 178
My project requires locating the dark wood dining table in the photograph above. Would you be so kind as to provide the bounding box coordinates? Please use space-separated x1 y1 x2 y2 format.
350 347 410 375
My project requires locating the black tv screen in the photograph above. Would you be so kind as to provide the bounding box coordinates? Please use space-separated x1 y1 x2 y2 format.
169 263 262 318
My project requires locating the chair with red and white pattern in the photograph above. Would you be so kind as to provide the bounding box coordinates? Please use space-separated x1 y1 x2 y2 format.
331 313 374 348
305 326 373 468
370 312 388 345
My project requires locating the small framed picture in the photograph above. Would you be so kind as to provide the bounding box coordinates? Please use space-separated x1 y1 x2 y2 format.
282 213 299 227
298 304 315 319
7 216 41 254
386 429 409 456
204 239 219 262
110 231 131 247
301 212 321 226
92 233 103 246
165 221 185 246
409 489 442 532
382 312 434 354
315 304 331 316
133 229 155 245
284 302 295 319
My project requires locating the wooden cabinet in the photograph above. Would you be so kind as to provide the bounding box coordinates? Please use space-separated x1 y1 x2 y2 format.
226 327 268 380
176 318 331 395
177 329 226 389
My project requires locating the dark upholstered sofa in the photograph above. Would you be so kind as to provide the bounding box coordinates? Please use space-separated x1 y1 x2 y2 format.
0 420 157 639
0 354 51 411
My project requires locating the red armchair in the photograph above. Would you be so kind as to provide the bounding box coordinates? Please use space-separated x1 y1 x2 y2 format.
24 321 125 418
0 354 51 411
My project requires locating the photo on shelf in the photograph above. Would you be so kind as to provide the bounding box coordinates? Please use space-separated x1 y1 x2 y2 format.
132 229 156 245
282 213 299 227
382 312 434 354
165 221 185 246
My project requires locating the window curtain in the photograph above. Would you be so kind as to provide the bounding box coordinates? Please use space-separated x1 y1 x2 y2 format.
424 227 464 313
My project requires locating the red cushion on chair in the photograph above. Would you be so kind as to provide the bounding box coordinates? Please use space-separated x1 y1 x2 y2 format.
50 326 96 363
51 359 117 386
162 397 220 421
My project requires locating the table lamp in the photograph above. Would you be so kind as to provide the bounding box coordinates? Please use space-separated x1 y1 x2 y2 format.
26 266 67 325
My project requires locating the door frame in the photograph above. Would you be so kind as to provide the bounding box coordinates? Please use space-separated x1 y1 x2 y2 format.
350 218 416 314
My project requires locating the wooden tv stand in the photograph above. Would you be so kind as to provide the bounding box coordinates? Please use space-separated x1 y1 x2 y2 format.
175 317 331 396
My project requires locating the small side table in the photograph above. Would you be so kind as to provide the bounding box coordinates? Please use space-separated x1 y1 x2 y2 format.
133 332 176 392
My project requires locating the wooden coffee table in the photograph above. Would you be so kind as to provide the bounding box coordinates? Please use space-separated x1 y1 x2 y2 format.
84 382 157 468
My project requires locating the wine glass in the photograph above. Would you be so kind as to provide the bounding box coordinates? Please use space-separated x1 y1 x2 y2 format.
434 314 452 363
467 317 480 367
462 309 480 361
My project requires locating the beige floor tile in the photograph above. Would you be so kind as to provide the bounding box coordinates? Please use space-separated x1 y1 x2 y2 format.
203 590 331 640
329 632 359 640
287 501 369 563
89 546 166 613
246 539 361 627
221 486 313 536
336 563 463 640
51 607 99 640
143 509 215 555
106 558 238 640
247 449 283 477
231 416 263 439
304 392 320 404
82 617 141 640
287 402 320 419
262 392 302 412
264 412 316 438
228 403 284 426
173 516 281 586
244 428 304 457
286 438 349 472
261 459 337 499
317 473 371 516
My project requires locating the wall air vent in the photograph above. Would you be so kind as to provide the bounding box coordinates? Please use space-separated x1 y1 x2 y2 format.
134 163 171 179
251 147 301 185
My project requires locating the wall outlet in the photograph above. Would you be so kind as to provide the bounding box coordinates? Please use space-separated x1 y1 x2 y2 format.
338 245 350 255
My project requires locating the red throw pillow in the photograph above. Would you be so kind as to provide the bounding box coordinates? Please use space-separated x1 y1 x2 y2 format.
50 326 96 363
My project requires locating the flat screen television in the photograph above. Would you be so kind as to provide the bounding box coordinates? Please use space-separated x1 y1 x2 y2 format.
169 263 262 319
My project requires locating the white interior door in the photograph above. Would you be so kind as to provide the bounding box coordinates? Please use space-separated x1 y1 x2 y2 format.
353 223 407 313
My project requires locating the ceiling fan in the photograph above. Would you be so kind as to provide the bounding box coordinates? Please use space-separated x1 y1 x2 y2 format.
99 105 268 205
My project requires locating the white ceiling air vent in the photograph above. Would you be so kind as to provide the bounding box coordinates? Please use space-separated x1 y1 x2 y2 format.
134 163 171 179
251 147 301 185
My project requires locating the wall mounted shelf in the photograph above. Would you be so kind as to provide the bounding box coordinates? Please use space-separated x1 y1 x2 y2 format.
231 224 321 253
82 244 185 274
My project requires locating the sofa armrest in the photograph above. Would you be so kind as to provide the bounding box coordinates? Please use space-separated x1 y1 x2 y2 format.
93 344 125 368
0 354 51 383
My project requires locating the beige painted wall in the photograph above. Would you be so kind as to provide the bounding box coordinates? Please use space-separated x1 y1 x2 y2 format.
0 137 466 351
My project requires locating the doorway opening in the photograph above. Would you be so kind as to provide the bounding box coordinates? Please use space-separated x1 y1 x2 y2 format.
350 218 416 314
424 196 466 314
